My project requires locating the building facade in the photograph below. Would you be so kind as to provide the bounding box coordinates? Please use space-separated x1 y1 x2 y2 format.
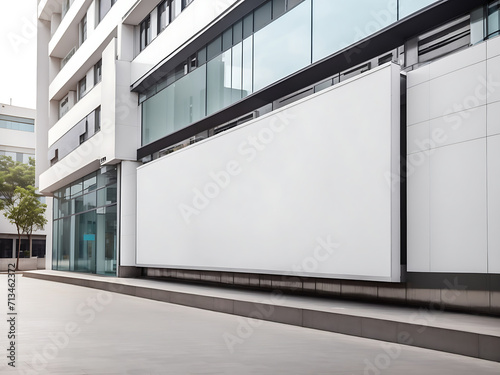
36 0 500 312
0 103 49 267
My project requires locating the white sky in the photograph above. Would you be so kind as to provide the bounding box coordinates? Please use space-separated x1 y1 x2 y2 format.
0 2 37 109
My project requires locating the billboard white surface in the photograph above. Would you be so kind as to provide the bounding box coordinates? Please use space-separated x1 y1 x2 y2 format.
137 63 401 281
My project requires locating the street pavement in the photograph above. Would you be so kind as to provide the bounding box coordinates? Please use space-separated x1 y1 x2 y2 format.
0 274 499 375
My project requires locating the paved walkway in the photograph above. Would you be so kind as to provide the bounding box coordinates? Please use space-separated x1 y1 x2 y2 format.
0 274 499 374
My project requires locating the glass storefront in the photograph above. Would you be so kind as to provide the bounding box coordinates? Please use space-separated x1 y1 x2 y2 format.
52 167 118 275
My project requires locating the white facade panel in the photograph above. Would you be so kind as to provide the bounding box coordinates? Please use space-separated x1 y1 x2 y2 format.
119 161 140 267
487 35 500 59
429 42 486 80
407 45 500 275
488 100 500 136
136 64 400 282
429 139 488 273
429 104 487 148
407 64 429 88
407 82 430 126
487 55 500 104
429 62 487 120
407 121 430 154
407 151 430 272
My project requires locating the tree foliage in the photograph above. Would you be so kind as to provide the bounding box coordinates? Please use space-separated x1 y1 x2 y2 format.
0 155 35 209
3 186 47 270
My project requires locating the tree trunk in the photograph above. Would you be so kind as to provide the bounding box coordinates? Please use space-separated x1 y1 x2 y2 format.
29 233 32 258
15 231 21 271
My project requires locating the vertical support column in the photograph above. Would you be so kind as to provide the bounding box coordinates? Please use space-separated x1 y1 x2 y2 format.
118 161 141 277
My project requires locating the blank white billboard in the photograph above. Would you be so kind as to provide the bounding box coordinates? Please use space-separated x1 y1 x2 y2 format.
137 63 401 282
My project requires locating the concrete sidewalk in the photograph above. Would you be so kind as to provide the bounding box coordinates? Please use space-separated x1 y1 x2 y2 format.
1 274 500 375
23 270 500 363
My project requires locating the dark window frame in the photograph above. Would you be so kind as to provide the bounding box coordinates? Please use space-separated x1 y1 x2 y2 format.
140 14 151 51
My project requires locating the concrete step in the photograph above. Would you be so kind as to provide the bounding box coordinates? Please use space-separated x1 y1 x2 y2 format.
24 270 500 362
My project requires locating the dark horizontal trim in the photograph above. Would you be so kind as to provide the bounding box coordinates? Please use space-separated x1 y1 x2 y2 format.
407 272 500 291
137 0 488 160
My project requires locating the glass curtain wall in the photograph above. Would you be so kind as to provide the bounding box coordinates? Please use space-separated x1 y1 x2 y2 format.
52 168 118 275
141 0 440 146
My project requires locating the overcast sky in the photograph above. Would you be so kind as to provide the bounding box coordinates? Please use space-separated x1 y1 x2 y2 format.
0 2 37 109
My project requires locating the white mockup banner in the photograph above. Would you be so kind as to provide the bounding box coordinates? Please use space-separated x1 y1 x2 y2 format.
137 63 401 282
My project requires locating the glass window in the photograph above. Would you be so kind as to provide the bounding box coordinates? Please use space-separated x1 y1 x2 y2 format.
97 168 117 188
78 77 87 100
0 239 13 259
287 0 303 10
207 49 233 115
182 0 193 9
233 20 243 44
59 217 72 271
487 1 500 39
71 180 83 198
96 204 117 274
83 191 97 211
158 0 172 33
222 28 233 51
94 60 102 84
254 0 311 91
172 66 206 131
273 0 286 19
79 13 87 46
95 106 101 132
74 194 84 214
242 36 253 98
97 184 117 206
313 0 397 62
399 0 437 19
254 2 272 32
207 36 222 61
140 15 151 51
62 0 70 18
0 118 34 132
99 0 117 23
142 88 168 145
142 66 206 144
74 210 97 273
231 42 243 103
243 13 253 39
52 168 118 274
83 173 98 193
53 196 60 220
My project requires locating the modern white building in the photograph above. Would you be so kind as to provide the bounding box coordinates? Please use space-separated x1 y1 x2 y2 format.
36 0 500 313
0 103 49 267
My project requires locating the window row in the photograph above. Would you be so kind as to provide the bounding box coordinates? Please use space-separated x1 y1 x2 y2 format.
140 0 443 146
59 59 101 120
139 0 195 52
0 151 34 164
50 106 101 165
0 238 46 259
53 167 117 220
0 116 34 132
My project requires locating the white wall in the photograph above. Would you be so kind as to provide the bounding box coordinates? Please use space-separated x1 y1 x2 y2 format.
136 64 401 282
407 36 500 273
119 161 141 266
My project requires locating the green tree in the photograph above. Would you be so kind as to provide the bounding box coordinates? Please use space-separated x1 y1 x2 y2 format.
3 186 47 271
0 155 35 210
